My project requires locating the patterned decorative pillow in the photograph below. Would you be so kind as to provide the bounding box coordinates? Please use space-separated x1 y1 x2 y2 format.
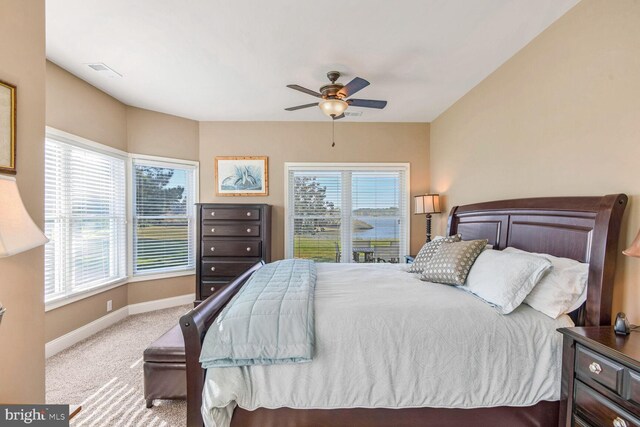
408 234 461 274
420 239 488 286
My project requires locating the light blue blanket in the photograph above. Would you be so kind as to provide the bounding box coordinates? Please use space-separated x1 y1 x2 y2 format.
200 259 317 368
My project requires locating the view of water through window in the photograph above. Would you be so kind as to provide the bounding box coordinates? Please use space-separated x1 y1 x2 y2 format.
288 167 407 263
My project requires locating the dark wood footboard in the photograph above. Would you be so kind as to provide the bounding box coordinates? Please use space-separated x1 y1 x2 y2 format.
180 261 264 427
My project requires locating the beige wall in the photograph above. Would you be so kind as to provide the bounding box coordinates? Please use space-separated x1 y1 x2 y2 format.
127 276 194 305
46 62 127 151
44 63 198 342
127 106 199 161
0 0 46 403
430 0 640 321
199 122 430 259
45 286 127 341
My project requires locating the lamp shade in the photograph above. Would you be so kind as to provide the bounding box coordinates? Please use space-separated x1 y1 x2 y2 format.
623 229 640 258
318 99 348 117
0 175 48 257
414 194 441 215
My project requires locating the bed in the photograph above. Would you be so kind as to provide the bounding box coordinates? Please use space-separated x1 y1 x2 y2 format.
180 194 628 427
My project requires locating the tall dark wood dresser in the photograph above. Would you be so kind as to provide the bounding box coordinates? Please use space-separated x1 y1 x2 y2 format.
195 203 271 304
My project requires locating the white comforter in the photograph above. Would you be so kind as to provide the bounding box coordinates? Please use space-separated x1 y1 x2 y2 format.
202 263 573 427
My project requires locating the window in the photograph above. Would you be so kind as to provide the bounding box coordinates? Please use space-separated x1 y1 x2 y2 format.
44 128 199 306
286 163 409 263
132 159 197 276
45 138 127 302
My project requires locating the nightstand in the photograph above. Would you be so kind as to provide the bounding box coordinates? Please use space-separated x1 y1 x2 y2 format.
557 327 640 427
404 255 415 264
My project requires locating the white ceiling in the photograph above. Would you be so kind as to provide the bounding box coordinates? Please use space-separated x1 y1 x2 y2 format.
46 0 579 122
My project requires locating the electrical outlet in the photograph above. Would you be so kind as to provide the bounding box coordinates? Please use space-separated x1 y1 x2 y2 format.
107 300 112 312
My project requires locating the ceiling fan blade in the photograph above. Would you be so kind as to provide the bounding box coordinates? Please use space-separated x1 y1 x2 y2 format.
347 99 387 109
285 102 319 111
332 113 345 120
286 84 322 98
338 77 370 98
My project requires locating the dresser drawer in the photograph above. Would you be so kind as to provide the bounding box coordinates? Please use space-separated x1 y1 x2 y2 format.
202 223 260 237
202 207 260 221
629 370 640 407
201 261 256 277
202 240 261 257
200 280 230 299
573 415 593 427
575 381 640 427
576 344 625 394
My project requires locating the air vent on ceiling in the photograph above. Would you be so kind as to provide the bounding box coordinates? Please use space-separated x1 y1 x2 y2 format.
85 63 122 78
344 111 363 117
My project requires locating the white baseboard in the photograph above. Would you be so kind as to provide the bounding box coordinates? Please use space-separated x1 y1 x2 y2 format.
45 293 195 358
45 306 129 358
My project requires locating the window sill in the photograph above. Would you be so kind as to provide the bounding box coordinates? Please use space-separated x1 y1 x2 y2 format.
45 279 128 312
128 269 195 283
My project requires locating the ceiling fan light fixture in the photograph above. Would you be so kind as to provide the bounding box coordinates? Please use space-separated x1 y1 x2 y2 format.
318 99 348 117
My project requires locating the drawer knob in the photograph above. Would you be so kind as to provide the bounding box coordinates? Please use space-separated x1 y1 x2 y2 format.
210 247 215 252
246 212 251 216
210 286 216 292
246 228 251 233
613 417 627 427
210 267 216 272
589 362 602 375
246 247 251 251
210 212 215 216
211 228 215 233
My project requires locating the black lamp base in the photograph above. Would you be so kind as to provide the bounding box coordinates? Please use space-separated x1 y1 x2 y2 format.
426 214 432 243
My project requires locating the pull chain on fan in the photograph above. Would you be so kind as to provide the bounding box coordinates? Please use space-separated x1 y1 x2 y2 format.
332 119 335 148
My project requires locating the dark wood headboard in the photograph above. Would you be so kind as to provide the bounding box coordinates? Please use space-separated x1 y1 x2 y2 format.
447 194 628 327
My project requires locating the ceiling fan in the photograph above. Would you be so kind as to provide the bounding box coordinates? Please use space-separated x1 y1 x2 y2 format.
285 71 387 120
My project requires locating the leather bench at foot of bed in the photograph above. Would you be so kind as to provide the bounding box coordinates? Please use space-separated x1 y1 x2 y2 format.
143 324 186 408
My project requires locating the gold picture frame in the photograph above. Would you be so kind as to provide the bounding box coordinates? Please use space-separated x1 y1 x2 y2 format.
215 156 269 196
0 80 16 174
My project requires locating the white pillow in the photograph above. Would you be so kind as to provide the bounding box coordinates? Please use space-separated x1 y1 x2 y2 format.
463 249 552 314
503 247 588 318
566 284 588 313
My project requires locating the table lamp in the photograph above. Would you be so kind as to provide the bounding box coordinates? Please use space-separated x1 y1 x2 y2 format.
623 229 640 258
0 175 49 324
414 194 441 243
617 227 640 334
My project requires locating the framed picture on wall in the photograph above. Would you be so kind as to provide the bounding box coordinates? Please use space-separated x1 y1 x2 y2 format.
215 156 268 196
0 80 16 174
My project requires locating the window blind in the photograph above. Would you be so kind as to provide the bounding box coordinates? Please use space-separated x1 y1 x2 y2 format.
351 171 406 263
133 160 196 275
44 139 127 302
287 165 408 263
290 171 342 262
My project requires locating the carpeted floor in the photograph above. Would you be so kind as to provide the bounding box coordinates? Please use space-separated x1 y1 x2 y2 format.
46 305 191 427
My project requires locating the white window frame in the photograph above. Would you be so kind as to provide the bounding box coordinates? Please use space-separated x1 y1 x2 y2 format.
44 128 130 309
44 127 199 310
128 154 199 282
284 162 410 261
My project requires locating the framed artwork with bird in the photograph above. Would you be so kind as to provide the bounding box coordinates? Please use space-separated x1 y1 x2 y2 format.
215 156 268 196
